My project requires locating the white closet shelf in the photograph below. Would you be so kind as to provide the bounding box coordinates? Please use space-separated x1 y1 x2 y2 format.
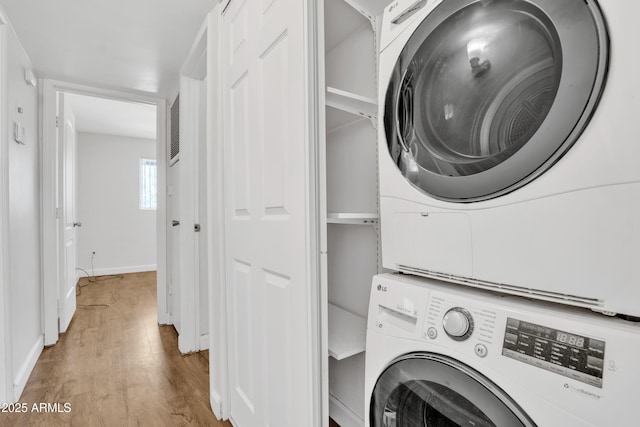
326 87 377 122
342 0 390 21
328 303 367 360
327 212 379 225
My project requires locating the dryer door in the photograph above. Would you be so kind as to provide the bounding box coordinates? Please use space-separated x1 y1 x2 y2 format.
370 353 536 426
384 0 608 202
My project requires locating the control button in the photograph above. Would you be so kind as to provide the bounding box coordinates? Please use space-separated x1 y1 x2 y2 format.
427 327 437 339
475 344 488 358
443 307 474 341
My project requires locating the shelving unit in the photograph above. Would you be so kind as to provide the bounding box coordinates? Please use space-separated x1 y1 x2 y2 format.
342 0 390 22
322 0 387 425
328 303 367 360
327 212 378 225
326 87 377 124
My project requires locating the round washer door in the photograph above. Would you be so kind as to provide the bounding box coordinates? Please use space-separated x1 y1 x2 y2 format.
384 0 608 202
370 353 536 426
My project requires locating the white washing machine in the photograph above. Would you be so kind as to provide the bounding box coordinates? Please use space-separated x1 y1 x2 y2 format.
365 273 640 426
378 0 640 317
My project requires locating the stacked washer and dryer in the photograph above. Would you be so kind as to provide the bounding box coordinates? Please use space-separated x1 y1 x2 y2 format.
366 0 640 425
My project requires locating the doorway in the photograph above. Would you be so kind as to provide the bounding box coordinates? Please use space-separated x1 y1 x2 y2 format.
41 80 168 346
65 92 159 283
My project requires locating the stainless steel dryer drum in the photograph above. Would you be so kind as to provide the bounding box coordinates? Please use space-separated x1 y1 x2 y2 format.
378 0 640 317
384 0 607 201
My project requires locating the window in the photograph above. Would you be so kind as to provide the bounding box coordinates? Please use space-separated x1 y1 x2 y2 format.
140 158 157 210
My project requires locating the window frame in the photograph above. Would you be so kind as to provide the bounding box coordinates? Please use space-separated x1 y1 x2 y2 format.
139 157 158 211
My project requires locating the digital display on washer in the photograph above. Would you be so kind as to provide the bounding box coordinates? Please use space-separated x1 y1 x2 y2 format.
502 318 605 388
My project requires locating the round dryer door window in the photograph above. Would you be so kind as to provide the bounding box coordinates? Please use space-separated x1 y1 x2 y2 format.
384 0 608 201
370 354 536 426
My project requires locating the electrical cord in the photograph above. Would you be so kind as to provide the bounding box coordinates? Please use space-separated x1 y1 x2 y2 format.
75 257 124 307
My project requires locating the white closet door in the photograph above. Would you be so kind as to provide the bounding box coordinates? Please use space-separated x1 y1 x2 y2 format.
222 0 317 426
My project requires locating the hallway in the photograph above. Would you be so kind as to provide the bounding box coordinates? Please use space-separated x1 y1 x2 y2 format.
2 272 230 426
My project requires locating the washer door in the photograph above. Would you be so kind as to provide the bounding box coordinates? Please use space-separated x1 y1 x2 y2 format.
370 353 536 426
384 0 608 202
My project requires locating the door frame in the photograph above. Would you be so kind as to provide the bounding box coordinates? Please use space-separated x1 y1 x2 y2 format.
0 8 11 404
206 6 229 419
40 79 168 346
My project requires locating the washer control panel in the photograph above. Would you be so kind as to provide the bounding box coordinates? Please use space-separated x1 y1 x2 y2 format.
422 291 498 352
502 318 605 388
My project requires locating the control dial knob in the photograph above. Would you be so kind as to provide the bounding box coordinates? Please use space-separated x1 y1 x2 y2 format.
442 307 474 341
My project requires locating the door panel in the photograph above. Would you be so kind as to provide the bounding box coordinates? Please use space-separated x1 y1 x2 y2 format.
198 80 209 347
169 162 181 333
264 269 292 427
232 259 254 413
231 73 250 217
222 0 316 425
260 33 289 216
167 161 181 334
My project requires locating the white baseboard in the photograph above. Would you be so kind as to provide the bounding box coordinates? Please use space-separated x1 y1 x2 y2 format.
13 335 43 401
79 264 157 277
210 389 225 421
200 333 209 351
329 394 363 427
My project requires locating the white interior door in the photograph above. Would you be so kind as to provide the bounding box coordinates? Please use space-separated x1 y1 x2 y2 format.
198 79 209 350
57 93 77 333
177 76 200 353
169 161 181 333
222 0 319 426
177 17 209 354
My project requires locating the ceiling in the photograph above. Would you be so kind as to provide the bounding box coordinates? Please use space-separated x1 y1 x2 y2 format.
66 93 157 140
0 0 217 99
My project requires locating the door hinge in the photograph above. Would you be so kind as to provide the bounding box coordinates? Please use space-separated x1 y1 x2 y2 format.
194 224 201 232
55 116 63 128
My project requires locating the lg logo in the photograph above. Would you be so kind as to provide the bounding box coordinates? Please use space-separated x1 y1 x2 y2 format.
377 284 388 292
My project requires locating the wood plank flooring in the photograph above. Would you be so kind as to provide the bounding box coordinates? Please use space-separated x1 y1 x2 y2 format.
1 271 232 427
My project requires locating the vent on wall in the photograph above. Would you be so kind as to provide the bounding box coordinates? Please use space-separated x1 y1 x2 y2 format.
169 95 180 164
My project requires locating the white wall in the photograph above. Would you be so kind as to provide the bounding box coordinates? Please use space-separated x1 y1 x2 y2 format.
6 25 42 401
76 132 156 276
0 17 7 405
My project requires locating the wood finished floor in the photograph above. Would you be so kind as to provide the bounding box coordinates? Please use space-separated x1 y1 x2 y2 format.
2 271 232 427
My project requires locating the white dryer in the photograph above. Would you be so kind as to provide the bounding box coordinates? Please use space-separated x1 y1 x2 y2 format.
365 273 640 426
378 0 640 317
